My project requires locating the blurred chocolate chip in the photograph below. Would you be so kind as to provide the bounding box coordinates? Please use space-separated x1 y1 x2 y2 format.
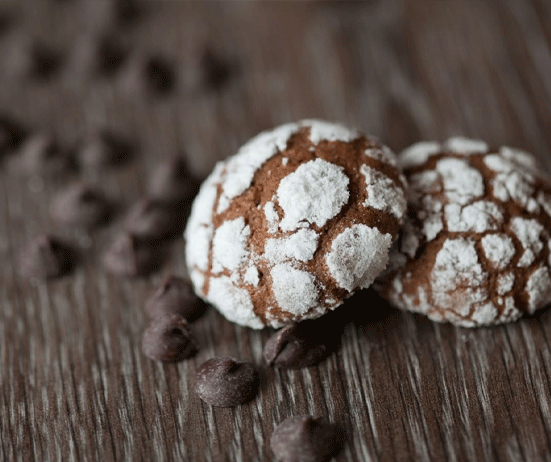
7 131 73 176
118 52 174 98
0 116 25 160
201 48 233 91
147 156 196 204
124 199 181 242
145 276 204 321
18 234 75 279
4 33 61 80
195 357 259 407
77 129 133 171
51 183 111 228
270 415 342 462
80 0 141 32
142 314 198 362
102 233 160 276
0 12 12 36
70 34 126 79
264 322 329 369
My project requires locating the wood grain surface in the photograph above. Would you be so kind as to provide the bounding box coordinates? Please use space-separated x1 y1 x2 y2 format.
1 1 551 461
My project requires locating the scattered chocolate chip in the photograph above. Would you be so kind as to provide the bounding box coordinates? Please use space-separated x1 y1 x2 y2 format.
70 34 126 79
264 323 329 369
145 276 204 321
102 233 160 276
118 52 174 98
51 183 111 227
195 357 259 407
7 131 73 176
270 415 341 462
80 0 141 32
77 129 133 170
124 199 181 242
0 12 12 36
147 156 196 204
142 314 198 362
4 33 61 80
0 116 25 160
18 234 75 279
201 48 233 91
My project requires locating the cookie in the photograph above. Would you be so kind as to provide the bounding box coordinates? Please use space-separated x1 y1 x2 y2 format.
377 137 551 327
185 120 407 328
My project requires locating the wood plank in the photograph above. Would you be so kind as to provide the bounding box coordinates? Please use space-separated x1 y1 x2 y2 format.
0 1 550 461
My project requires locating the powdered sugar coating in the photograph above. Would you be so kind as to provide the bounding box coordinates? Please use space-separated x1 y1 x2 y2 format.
510 218 544 267
443 137 488 154
360 165 407 219
209 276 263 329
430 238 487 318
400 141 441 169
264 201 279 234
326 224 392 292
185 120 405 328
271 264 318 316
379 138 551 327
481 234 516 269
277 158 349 231
212 218 250 273
264 229 319 264
526 266 551 313
304 119 360 144
436 158 484 205
445 201 503 233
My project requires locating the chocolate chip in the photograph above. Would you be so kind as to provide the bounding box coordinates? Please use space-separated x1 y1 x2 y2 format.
70 34 126 79
142 314 198 362
0 12 12 37
51 183 111 228
201 48 233 91
7 131 73 176
77 129 133 171
18 234 75 279
145 276 204 321
270 415 341 462
0 116 25 160
147 156 196 204
124 199 181 242
195 357 259 407
264 323 329 369
102 233 160 276
80 0 141 32
118 52 174 98
4 34 61 80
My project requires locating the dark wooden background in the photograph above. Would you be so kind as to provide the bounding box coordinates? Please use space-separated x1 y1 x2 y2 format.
1 1 551 461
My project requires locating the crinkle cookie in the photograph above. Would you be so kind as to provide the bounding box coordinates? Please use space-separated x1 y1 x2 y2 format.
377 137 551 327
185 120 407 328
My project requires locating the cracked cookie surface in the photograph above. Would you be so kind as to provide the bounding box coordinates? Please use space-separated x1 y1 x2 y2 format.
378 137 551 327
185 120 407 328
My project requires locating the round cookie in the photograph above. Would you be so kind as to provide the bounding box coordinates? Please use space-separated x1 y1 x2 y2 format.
185 120 407 328
377 137 551 327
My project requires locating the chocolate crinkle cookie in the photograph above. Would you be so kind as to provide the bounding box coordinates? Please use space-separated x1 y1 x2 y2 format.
185 120 407 329
377 137 551 327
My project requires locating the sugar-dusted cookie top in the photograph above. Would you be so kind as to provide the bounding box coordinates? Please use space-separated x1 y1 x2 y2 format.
185 120 407 328
378 137 551 327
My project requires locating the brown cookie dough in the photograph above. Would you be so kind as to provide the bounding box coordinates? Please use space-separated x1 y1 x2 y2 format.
377 137 551 327
185 120 407 328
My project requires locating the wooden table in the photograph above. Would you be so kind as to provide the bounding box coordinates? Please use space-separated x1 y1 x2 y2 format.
1 1 551 461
